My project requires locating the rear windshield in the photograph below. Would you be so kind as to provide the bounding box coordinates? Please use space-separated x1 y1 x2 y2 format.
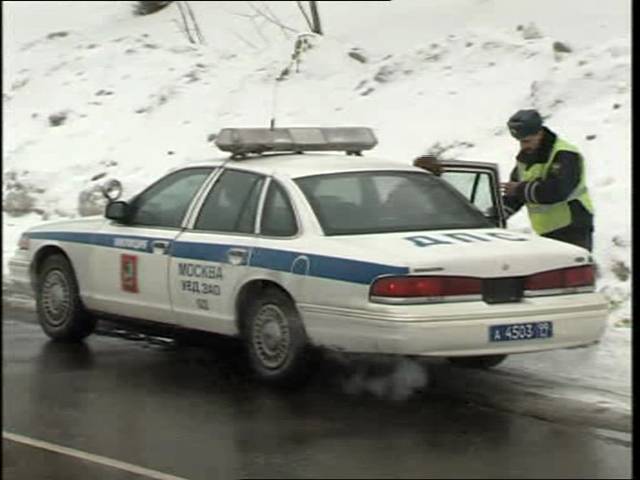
295 171 491 235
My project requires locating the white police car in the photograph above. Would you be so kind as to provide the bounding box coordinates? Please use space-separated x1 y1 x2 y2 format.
8 127 608 385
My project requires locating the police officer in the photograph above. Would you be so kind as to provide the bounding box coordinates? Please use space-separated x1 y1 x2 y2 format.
501 109 594 251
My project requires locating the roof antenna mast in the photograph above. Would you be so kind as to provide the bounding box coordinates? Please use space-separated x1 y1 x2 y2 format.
270 79 278 130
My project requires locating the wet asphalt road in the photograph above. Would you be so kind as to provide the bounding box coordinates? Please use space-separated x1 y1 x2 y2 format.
2 308 632 479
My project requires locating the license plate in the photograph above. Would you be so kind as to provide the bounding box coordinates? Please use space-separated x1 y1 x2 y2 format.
489 321 553 342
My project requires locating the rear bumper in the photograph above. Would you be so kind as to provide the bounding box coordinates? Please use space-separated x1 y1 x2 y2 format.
299 293 608 357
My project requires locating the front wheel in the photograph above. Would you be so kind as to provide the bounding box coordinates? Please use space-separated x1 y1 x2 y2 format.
36 254 96 342
243 287 314 387
447 354 507 369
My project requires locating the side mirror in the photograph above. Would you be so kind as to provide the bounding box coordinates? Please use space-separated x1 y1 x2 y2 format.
105 201 130 222
100 179 123 202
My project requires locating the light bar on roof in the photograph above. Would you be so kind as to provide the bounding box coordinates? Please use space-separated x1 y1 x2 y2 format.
215 127 377 156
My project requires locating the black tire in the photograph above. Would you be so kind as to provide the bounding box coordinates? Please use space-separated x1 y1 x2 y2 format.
36 254 96 342
243 287 314 387
447 354 507 369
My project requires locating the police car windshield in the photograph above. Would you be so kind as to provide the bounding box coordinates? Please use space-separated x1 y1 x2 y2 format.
295 171 492 235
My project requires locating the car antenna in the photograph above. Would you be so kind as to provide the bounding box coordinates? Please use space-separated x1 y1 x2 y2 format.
270 57 283 131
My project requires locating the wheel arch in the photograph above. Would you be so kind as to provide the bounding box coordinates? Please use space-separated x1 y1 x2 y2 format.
30 244 74 290
235 279 296 336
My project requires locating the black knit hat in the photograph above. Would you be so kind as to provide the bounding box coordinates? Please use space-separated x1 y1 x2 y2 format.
507 109 543 139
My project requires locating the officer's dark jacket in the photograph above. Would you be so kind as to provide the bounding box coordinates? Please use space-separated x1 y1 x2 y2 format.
503 126 593 233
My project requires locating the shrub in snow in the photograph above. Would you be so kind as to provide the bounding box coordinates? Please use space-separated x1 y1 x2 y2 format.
275 35 317 82
612 235 629 248
3 190 36 216
521 22 543 40
599 284 630 312
427 142 447 157
347 48 368 63
553 41 572 53
11 78 29 91
183 70 199 83
611 261 630 282
373 64 397 83
426 141 475 159
48 111 68 127
132 1 173 16
3 171 45 217
46 31 69 40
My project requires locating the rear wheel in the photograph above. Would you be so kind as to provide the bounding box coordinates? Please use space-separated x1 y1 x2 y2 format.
243 287 314 387
36 254 96 342
447 354 507 369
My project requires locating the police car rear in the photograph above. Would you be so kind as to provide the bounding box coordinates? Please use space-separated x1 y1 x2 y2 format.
287 165 606 369
218 127 606 376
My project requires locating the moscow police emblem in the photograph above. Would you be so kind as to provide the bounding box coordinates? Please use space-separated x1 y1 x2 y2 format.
121 254 139 293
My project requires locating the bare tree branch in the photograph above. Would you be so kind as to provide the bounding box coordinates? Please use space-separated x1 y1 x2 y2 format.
262 2 288 28
296 1 314 31
184 1 206 44
248 2 297 37
175 1 196 43
249 16 270 45
248 2 278 25
309 1 322 35
231 31 259 49
172 18 190 41
230 2 309 47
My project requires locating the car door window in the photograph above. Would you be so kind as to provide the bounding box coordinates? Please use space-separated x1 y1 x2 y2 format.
441 171 494 212
129 168 213 228
194 169 265 234
440 168 504 227
261 181 298 237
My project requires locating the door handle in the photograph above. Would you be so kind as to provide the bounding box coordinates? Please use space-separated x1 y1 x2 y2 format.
226 248 248 266
152 240 170 254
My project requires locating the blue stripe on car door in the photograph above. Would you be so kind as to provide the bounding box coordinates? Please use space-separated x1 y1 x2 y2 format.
27 232 408 285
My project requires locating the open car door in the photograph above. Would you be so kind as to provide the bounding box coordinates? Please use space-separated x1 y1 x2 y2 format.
438 160 506 228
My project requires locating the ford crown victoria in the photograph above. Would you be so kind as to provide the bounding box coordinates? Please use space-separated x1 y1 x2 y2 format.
8 127 608 385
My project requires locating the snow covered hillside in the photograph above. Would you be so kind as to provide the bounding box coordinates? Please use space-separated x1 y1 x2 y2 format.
3 0 631 326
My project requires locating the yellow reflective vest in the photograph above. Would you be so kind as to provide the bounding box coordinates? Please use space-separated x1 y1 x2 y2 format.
517 137 594 235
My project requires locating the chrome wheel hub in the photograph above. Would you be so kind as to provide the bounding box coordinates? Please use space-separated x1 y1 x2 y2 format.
41 270 71 326
252 304 291 369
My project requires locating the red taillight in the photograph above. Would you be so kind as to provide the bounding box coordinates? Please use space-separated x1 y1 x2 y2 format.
564 266 595 287
371 276 482 298
524 266 594 290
